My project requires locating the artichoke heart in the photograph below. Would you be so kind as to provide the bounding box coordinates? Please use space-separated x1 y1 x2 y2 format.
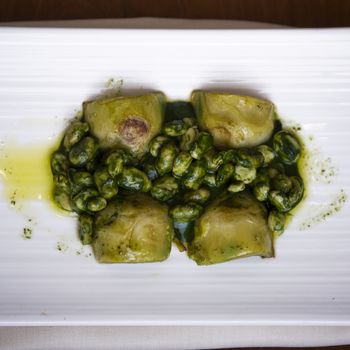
191 91 275 148
93 193 173 263
188 191 274 265
84 93 166 157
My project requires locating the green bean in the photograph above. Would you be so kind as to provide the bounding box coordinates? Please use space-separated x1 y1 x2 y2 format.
143 162 158 181
105 150 126 177
51 152 69 175
268 209 286 236
203 149 223 172
63 121 89 150
170 203 203 222
203 173 217 188
227 181 245 193
69 136 98 167
155 142 178 175
79 214 94 245
288 176 304 208
118 167 151 192
149 136 170 157
256 145 275 166
73 188 99 212
180 126 198 151
236 149 263 168
184 188 210 205
268 191 291 213
266 163 285 179
216 163 235 187
253 170 270 185
273 130 301 165
269 177 304 213
53 187 73 212
272 174 292 193
234 165 257 184
150 175 179 201
69 170 94 195
86 196 107 212
183 161 206 190
53 174 70 192
253 181 270 201
220 149 236 164
172 152 193 178
163 119 189 136
190 131 213 160
94 167 118 199
86 157 98 173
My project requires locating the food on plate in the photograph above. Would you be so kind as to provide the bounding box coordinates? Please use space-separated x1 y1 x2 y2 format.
51 91 305 265
83 93 166 156
188 191 274 265
92 193 173 263
191 91 275 149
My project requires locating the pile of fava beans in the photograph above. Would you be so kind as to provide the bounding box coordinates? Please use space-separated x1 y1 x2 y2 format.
51 101 304 248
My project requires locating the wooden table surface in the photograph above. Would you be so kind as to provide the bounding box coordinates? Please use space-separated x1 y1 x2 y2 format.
1 0 350 27
0 0 349 349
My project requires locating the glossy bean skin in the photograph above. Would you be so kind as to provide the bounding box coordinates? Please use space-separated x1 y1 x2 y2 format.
268 209 286 236
216 163 235 187
256 145 275 166
144 162 159 181
105 150 128 177
69 170 94 195
183 161 206 190
86 196 107 212
253 181 270 201
118 167 151 193
163 119 189 136
236 149 263 168
53 188 73 212
184 188 210 205
268 190 291 213
63 121 89 151
69 137 98 167
53 174 70 193
273 130 301 165
203 149 223 172
170 202 203 222
269 176 304 212
203 173 217 188
79 214 94 245
51 152 69 175
233 165 257 184
94 167 118 199
272 174 292 193
227 181 245 193
149 136 170 157
180 126 198 151
72 188 99 212
150 175 179 202
190 132 213 160
155 143 178 175
53 171 73 211
172 152 193 178
220 149 236 164
288 176 304 208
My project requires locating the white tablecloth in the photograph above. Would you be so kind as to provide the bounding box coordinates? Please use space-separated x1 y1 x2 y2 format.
0 17 349 350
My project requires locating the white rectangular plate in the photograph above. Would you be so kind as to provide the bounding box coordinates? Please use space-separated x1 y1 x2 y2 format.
0 27 350 326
